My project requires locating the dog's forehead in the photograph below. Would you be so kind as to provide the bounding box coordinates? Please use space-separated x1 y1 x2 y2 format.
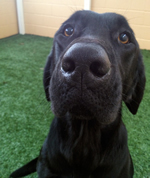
64 10 130 31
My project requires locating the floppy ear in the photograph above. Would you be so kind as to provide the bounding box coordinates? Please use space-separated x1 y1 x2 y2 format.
125 54 146 115
43 42 57 101
43 41 62 101
43 51 53 101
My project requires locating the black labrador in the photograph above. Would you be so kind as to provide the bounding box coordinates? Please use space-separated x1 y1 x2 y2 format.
10 10 146 178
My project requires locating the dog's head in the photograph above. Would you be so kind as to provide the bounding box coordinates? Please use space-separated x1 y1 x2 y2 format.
43 10 145 124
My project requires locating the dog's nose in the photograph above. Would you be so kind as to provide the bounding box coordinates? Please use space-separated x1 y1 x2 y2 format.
61 42 111 78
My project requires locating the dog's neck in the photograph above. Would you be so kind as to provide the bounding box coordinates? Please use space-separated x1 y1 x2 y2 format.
56 110 125 173
63 109 123 149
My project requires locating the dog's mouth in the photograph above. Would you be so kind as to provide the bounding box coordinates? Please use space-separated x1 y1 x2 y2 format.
69 104 93 119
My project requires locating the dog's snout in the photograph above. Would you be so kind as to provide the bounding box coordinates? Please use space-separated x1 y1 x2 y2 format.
90 60 109 78
62 58 75 74
61 42 111 78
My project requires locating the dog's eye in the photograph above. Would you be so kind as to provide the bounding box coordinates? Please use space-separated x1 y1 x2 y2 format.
118 33 130 44
64 26 74 37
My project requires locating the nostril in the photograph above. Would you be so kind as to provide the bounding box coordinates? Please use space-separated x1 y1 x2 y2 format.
90 60 110 77
62 58 75 73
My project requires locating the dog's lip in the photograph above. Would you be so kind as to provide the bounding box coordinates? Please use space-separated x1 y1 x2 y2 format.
68 104 93 119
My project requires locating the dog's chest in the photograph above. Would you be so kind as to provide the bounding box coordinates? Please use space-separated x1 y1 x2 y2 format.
62 120 102 172
48 118 124 176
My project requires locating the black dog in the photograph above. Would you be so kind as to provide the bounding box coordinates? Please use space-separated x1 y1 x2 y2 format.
10 10 145 178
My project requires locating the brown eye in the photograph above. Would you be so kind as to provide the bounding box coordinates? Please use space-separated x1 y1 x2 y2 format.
64 26 74 37
118 33 130 44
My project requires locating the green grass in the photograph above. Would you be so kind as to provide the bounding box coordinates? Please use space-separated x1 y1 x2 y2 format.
0 35 150 178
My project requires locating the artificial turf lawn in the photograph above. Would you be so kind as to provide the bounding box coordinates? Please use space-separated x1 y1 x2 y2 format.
0 34 150 178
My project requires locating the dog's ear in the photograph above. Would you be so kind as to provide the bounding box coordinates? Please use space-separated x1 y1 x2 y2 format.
43 50 53 101
125 54 146 115
43 43 57 101
43 41 62 101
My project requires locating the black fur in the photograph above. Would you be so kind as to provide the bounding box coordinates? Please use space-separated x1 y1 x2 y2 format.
10 10 145 178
